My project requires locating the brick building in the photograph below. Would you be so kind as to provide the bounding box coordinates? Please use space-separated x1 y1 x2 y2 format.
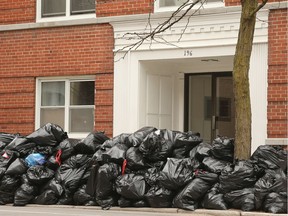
0 0 287 152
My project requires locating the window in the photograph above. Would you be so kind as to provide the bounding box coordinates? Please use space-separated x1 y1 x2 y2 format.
36 78 95 137
37 0 96 22
156 0 224 11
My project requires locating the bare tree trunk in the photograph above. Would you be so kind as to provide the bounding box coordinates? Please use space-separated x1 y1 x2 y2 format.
233 0 259 160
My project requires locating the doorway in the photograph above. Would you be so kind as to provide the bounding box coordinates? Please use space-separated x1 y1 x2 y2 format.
184 72 235 143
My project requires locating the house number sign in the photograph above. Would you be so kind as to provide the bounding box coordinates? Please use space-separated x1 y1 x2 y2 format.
184 50 193 56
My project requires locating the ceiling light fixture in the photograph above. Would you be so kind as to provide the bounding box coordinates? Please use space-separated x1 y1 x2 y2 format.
201 58 219 62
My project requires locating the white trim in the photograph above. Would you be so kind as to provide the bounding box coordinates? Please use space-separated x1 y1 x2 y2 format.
112 10 269 52
265 138 288 146
36 0 96 23
65 80 70 134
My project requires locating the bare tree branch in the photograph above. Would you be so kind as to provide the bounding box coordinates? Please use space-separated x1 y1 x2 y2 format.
250 0 269 17
178 1 205 42
114 0 205 60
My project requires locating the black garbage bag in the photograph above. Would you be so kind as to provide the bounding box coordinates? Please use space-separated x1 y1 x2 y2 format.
56 138 80 162
0 150 19 179
125 147 149 171
172 171 218 211
14 182 38 206
57 193 74 205
224 188 255 211
254 168 287 210
96 163 120 199
96 196 118 210
172 131 202 158
26 165 55 186
9 141 53 158
219 160 258 193
4 137 36 157
126 127 157 147
201 183 227 210
74 131 109 155
210 136 234 162
118 196 132 207
46 155 61 171
33 145 54 157
139 129 174 162
33 190 58 205
73 184 96 206
202 157 231 174
133 199 149 207
115 173 147 200
101 133 131 149
81 163 95 186
55 154 91 195
26 123 68 146
34 178 63 205
145 185 174 208
0 132 19 149
189 142 212 162
85 164 99 197
0 175 21 204
41 178 64 198
101 143 129 164
263 192 287 214
5 158 28 176
158 158 194 191
251 145 287 172
144 167 161 186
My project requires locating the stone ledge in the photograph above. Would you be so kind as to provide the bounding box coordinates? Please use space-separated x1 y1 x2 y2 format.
265 138 288 145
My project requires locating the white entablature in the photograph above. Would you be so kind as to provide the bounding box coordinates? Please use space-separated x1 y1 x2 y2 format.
111 9 268 51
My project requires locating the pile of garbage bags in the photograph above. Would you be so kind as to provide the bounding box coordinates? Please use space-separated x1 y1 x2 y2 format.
0 123 287 214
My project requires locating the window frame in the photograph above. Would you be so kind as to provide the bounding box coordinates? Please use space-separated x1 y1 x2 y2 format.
36 76 95 138
154 0 224 12
36 0 96 23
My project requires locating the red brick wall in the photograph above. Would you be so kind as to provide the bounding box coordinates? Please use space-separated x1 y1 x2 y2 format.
0 24 114 137
96 0 153 17
0 0 35 24
267 9 288 138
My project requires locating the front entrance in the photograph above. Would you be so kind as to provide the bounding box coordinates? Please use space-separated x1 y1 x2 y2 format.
184 72 235 143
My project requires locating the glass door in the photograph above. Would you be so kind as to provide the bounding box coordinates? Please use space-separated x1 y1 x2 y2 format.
184 72 234 143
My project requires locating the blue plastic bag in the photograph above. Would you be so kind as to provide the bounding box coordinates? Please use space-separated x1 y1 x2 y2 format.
25 153 46 167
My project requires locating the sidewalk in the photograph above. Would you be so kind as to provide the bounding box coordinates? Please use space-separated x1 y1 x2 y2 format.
26 204 287 216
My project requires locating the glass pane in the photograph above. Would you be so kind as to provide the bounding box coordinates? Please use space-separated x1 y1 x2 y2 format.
159 0 220 7
160 0 187 7
42 0 66 17
70 81 94 105
71 0 95 15
188 75 212 143
40 108 65 129
69 108 94 132
41 81 65 106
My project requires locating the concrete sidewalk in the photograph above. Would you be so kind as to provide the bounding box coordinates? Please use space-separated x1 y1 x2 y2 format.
26 204 287 216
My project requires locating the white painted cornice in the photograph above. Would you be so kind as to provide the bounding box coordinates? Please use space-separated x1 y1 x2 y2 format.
112 9 269 51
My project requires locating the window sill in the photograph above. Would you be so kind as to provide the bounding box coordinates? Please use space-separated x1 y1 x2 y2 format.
265 138 288 146
67 132 90 139
36 13 96 23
